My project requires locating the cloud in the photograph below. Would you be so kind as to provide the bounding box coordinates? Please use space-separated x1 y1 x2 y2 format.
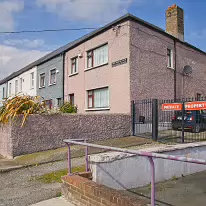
0 0 24 32
36 0 133 24
3 39 45 49
0 45 49 80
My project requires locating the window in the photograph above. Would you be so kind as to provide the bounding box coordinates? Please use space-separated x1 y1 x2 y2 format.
50 69 56 85
40 73 45 88
57 98 62 107
197 93 202 101
167 48 173 68
87 87 109 109
15 80 18 95
69 94 74 106
31 72 34 89
20 78 23 92
71 57 78 75
2 87 5 99
87 44 108 69
45 99 52 109
9 83 12 96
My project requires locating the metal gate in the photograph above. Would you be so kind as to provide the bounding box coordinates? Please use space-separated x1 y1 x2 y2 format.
132 98 206 143
132 99 157 139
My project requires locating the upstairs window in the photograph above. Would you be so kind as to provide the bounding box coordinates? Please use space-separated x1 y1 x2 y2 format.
40 73 45 88
167 48 173 68
20 78 23 92
2 87 5 99
87 87 109 109
71 57 78 75
31 72 34 89
50 69 56 85
9 83 12 96
87 44 108 69
15 80 18 95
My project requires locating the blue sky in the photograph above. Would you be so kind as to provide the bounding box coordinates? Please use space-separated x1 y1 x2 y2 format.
0 0 205 80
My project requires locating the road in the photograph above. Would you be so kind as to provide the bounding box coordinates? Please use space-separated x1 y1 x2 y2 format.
0 158 84 206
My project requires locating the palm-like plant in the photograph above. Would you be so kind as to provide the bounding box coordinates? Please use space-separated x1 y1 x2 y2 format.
0 95 46 127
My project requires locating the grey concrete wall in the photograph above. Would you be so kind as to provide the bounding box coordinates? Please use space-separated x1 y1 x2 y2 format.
37 55 64 107
90 142 206 190
0 114 131 158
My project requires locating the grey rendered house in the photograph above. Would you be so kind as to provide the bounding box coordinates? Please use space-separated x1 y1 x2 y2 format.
37 54 64 108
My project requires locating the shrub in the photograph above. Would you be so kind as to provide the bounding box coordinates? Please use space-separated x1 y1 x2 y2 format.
0 95 46 127
60 102 77 114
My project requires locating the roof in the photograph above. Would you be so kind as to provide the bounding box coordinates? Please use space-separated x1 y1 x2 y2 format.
0 13 205 85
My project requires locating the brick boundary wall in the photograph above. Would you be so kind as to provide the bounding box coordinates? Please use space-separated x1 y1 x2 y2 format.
61 173 148 206
0 113 131 158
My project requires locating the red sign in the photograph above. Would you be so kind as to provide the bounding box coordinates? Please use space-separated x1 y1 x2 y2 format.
185 101 206 110
162 103 182 111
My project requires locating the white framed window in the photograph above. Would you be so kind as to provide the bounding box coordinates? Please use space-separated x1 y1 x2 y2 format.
15 80 18 95
31 72 34 89
57 98 62 107
40 73 45 88
2 87 5 99
20 78 23 92
9 83 12 96
70 57 78 75
87 87 109 109
167 48 173 68
49 69 56 85
69 93 74 106
87 44 108 69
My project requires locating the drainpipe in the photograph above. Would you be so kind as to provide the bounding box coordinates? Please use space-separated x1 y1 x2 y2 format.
174 39 177 101
62 53 65 103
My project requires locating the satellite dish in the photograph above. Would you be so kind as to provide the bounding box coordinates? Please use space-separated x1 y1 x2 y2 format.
183 65 193 75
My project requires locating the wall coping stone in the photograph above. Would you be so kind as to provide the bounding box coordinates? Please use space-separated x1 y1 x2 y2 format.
89 142 206 163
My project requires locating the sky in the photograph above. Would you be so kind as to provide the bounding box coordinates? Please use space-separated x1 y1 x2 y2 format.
0 0 205 80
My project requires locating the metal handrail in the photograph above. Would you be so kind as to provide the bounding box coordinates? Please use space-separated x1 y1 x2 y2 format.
64 139 206 206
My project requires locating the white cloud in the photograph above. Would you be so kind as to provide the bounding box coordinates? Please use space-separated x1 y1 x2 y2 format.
0 0 24 32
36 0 133 24
3 39 45 49
0 45 49 80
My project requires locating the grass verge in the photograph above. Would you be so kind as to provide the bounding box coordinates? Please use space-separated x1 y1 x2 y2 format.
36 165 85 184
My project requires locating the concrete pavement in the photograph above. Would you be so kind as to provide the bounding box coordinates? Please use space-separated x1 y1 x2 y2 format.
30 197 74 206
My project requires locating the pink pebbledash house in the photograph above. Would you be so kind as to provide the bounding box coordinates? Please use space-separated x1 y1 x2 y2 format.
64 5 206 114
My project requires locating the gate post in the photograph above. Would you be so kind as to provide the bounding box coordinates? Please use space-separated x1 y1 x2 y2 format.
181 102 185 143
152 99 158 141
131 100 135 136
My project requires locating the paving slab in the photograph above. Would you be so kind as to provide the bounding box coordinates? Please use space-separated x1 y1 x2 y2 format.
122 170 206 206
30 197 74 206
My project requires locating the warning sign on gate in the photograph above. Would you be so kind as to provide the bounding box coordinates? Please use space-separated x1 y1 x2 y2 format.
162 103 182 111
185 102 206 110
162 101 206 111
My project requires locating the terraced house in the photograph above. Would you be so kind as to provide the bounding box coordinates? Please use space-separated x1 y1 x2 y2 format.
0 5 206 111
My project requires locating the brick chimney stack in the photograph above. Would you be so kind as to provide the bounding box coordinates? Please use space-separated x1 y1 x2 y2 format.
166 4 184 41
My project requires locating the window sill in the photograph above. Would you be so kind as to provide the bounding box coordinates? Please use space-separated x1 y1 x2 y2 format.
85 108 110 111
69 72 78 77
30 87 34 90
48 83 56 86
85 63 108 72
39 86 45 89
167 66 174 70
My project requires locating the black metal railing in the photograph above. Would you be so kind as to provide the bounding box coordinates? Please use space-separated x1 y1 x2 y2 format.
132 97 206 143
